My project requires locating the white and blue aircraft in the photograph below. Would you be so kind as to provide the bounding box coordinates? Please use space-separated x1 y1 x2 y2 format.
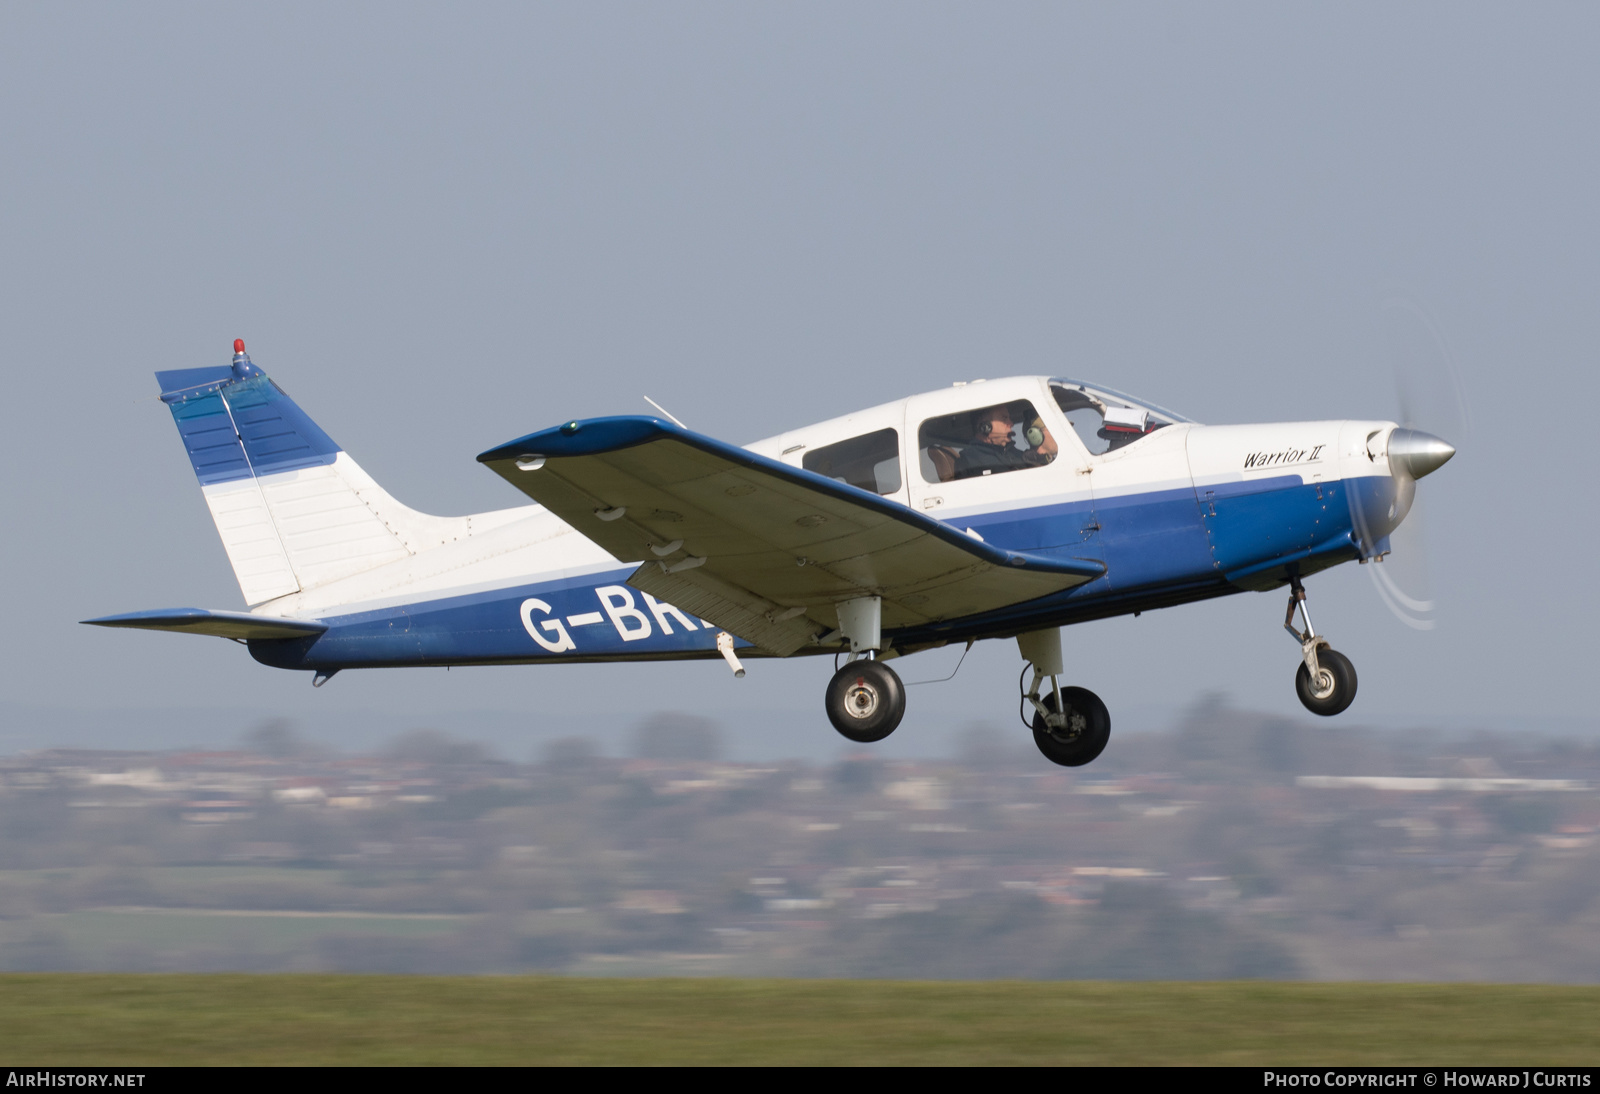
87 340 1455 766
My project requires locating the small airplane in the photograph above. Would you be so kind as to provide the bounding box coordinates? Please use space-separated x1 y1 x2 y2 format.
86 340 1455 766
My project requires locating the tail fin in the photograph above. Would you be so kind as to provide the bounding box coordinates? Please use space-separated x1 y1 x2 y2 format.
158 341 472 607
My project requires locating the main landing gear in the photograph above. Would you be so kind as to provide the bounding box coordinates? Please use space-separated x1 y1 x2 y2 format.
1284 575 1357 716
824 596 908 743
825 657 905 743
818 601 1112 766
1018 628 1110 767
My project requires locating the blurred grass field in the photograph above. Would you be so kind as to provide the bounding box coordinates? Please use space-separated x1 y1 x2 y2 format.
0 976 1598 1065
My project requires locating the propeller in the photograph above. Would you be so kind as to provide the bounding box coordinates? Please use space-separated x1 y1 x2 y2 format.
1357 297 1466 630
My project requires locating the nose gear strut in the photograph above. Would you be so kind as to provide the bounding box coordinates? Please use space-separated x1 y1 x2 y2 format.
1284 574 1358 716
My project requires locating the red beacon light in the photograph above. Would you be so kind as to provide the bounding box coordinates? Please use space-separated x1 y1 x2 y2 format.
229 337 256 378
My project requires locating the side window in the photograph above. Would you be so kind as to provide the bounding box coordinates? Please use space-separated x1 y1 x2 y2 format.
918 399 1058 483
803 428 902 495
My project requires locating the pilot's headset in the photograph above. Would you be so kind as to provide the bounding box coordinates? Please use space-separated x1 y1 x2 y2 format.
976 405 1045 448
976 405 1024 440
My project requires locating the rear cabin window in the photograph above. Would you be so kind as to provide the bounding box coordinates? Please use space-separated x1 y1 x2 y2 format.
918 399 1058 483
802 428 902 495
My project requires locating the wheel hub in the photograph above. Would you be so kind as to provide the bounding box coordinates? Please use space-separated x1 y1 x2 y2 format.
1310 669 1336 700
844 679 879 720
1046 706 1086 743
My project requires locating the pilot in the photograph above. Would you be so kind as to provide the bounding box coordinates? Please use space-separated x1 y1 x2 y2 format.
953 403 1058 479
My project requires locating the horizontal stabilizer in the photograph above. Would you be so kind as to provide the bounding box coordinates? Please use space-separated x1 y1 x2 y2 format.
82 609 328 641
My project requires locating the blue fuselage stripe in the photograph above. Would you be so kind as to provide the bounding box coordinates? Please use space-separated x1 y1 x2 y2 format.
248 473 1380 671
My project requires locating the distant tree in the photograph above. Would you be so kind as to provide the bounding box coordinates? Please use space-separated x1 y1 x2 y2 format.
1254 715 1304 773
1222 849 1281 897
1483 794 1562 835
811 884 1301 981
242 719 314 758
631 713 723 761
1542 850 1600 925
832 754 884 794
2 926 77 972
1173 694 1310 780
1066 881 1300 980
384 728 493 766
955 723 1025 770
541 736 602 770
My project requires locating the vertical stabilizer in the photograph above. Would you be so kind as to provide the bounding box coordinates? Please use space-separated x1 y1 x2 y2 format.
157 341 472 607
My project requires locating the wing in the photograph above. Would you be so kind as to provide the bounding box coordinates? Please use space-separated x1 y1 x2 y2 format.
82 608 328 641
478 417 1102 655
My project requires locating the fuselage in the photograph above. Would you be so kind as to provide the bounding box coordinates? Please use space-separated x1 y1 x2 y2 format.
244 375 1407 672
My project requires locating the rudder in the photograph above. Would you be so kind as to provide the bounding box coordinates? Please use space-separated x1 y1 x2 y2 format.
158 341 471 607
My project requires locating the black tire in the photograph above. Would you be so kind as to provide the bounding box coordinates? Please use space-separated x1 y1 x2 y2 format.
1295 648 1357 716
1031 686 1111 767
825 659 906 743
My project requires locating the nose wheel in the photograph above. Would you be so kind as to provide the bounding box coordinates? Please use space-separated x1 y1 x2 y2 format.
1285 575 1358 716
825 658 906 743
1295 648 1357 716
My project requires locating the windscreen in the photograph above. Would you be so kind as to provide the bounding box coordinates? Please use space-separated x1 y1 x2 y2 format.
1050 380 1192 456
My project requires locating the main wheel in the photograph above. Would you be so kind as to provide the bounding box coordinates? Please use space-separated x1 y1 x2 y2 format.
1031 686 1110 767
825 659 906 743
1295 647 1357 716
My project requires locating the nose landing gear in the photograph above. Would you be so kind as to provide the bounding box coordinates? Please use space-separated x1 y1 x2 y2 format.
1285 575 1358 716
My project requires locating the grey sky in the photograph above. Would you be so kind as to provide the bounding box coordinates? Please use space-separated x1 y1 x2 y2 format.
1 4 1593 756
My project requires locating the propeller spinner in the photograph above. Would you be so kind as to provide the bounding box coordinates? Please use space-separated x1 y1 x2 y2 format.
1386 428 1456 480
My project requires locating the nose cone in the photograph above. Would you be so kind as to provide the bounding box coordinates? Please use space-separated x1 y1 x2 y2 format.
1388 428 1456 480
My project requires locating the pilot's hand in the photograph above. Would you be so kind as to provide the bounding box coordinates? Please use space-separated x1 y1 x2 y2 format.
1031 420 1058 458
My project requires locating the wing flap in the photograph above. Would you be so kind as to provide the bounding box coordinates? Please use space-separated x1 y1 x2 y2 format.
628 564 821 656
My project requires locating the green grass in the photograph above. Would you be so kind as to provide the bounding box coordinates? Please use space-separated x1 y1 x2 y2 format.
0 977 1598 1064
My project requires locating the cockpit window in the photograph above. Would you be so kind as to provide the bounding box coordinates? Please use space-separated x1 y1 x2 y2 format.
1050 380 1189 456
918 399 1058 483
803 428 902 495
